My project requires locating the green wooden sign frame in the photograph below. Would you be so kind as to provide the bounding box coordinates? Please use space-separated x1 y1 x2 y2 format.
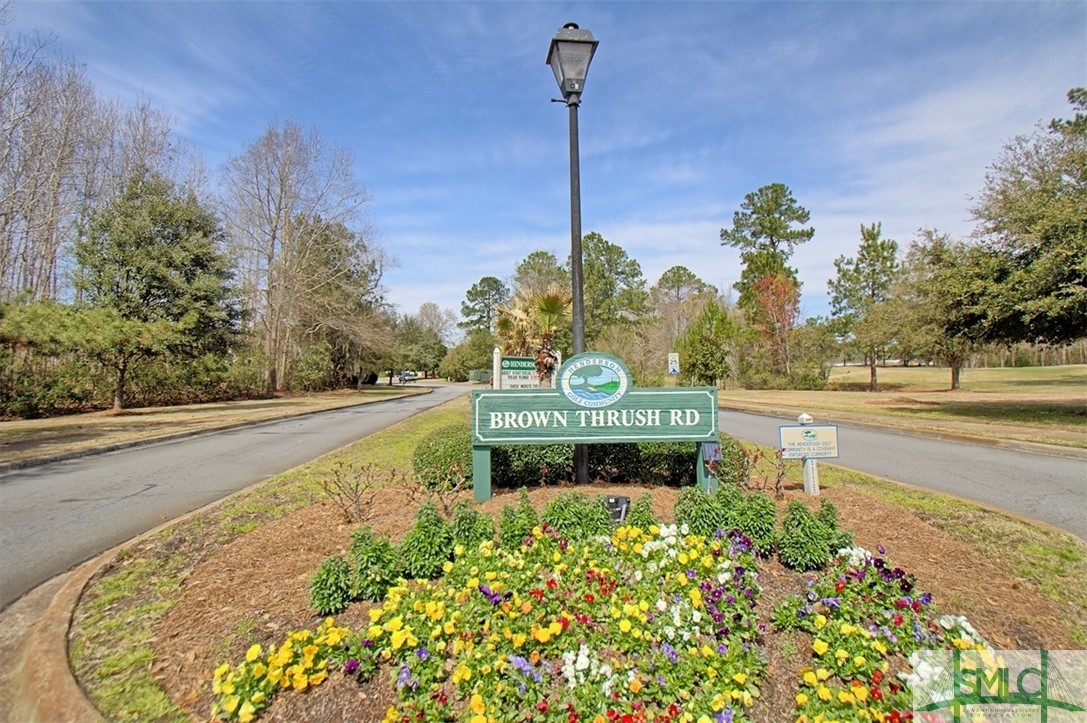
469 353 720 501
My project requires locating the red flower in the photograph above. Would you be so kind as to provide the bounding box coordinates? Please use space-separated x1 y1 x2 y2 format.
537 699 550 714
584 593 596 604
893 613 904 626
835 580 846 592
546 579 558 590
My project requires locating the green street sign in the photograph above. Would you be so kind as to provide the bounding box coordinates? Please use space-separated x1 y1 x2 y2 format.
500 357 536 370
471 387 718 445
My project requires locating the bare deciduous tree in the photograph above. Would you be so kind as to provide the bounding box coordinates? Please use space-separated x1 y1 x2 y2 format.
221 120 389 392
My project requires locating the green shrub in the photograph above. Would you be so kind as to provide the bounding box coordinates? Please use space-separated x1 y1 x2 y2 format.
492 444 572 487
639 441 697 486
713 483 744 530
778 501 833 571
737 492 777 557
399 502 453 579
309 555 354 615
817 499 854 552
498 488 538 548
451 500 495 551
674 486 727 537
348 526 400 602
541 492 611 540
412 423 473 491
716 435 752 487
625 494 658 531
588 443 642 483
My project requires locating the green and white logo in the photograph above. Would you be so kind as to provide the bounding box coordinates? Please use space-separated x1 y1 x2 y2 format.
911 648 1087 721
558 353 630 409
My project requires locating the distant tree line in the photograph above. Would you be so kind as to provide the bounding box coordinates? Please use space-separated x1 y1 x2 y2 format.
445 88 1086 392
0 17 455 416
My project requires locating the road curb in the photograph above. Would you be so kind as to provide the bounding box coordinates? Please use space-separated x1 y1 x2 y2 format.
9 557 106 722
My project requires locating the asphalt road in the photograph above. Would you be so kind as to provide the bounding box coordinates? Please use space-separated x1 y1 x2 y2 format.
2 394 1083 609
718 409 1087 541
0 384 471 610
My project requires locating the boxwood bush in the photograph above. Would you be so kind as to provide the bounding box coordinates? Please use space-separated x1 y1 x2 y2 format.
716 435 751 487
638 441 697 486
492 444 572 487
412 423 473 490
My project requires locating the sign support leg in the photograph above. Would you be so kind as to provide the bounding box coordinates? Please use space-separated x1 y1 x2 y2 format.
472 446 492 502
802 458 820 496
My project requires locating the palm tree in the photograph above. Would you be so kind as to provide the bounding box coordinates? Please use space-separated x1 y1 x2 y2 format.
495 284 572 387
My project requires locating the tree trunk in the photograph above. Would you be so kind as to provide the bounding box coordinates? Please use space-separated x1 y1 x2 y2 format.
868 357 878 392
950 365 961 391
113 360 128 411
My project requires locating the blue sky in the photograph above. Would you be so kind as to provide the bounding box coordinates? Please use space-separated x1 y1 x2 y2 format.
10 0 1086 330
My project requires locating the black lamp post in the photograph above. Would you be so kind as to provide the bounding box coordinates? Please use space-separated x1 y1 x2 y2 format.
547 22 598 485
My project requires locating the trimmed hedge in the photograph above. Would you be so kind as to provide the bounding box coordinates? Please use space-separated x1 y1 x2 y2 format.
412 423 473 490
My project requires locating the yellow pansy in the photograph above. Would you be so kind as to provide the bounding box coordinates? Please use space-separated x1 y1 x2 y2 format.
803 670 818 686
817 685 832 701
813 639 829 656
796 693 809 706
470 693 486 715
245 644 262 662
221 695 240 714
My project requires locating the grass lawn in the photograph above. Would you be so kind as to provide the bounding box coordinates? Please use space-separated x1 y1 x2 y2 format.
719 364 1087 450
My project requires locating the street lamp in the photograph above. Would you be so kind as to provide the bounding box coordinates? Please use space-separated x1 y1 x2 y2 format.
547 22 598 485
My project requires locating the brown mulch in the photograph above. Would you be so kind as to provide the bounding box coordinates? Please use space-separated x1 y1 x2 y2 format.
149 481 1079 723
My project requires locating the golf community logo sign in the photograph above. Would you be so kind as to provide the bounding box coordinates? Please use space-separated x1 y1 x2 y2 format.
559 354 630 408
910 648 1087 721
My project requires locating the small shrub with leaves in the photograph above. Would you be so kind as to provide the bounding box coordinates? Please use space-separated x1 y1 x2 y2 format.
674 486 727 537
713 483 744 530
399 502 453 579
492 444 572 487
625 493 658 531
348 526 400 602
541 491 611 540
588 443 642 482
736 491 777 557
778 501 834 571
412 423 473 491
498 488 538 548
638 441 697 486
451 500 495 551
817 498 854 552
716 435 752 487
308 555 354 615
